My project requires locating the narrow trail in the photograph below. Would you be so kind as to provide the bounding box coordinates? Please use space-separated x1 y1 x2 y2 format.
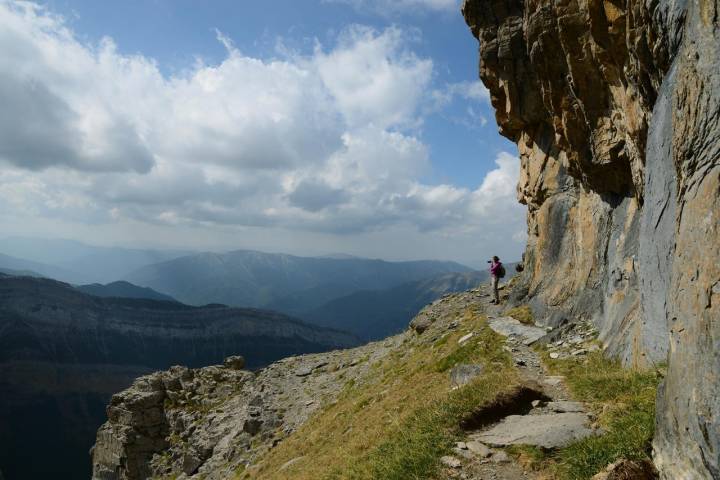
442 286 597 480
484 300 572 402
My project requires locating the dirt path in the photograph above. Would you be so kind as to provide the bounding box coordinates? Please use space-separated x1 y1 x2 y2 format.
441 287 596 480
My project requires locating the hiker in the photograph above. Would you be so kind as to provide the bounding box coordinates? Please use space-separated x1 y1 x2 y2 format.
489 256 504 304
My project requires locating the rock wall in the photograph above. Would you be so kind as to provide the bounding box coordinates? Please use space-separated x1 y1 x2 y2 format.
462 0 719 478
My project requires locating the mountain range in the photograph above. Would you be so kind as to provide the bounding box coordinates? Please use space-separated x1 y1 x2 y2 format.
124 249 474 312
304 270 490 340
0 237 191 284
0 253 78 282
0 273 356 480
76 280 178 302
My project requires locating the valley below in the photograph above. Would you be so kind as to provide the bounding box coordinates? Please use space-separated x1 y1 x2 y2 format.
0 252 484 480
0 274 358 480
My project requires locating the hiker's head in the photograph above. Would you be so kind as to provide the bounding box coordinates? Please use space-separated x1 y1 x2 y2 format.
493 256 499 262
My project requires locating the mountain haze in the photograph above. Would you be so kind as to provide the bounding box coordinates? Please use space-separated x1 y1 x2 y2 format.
0 253 81 283
125 250 474 312
0 237 191 284
305 271 490 340
76 281 178 302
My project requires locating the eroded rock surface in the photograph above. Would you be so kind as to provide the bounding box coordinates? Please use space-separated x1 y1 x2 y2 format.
463 0 719 477
91 335 403 480
474 412 596 449
488 316 547 345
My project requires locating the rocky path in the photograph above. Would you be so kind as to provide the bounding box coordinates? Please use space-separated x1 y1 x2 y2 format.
442 289 599 480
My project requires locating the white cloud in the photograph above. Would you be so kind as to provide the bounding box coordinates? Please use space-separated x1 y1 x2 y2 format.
0 1 525 258
470 151 521 215
428 80 490 129
314 26 433 129
448 80 490 102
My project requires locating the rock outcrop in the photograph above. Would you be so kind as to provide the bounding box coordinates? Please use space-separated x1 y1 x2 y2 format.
91 336 403 480
463 0 719 478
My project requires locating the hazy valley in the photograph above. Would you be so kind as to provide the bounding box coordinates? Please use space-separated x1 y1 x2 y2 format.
0 241 483 479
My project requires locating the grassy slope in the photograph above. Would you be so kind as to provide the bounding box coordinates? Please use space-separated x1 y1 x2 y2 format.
240 299 663 480
244 306 519 480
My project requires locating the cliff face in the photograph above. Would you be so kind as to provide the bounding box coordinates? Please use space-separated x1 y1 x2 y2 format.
0 275 357 369
463 0 719 477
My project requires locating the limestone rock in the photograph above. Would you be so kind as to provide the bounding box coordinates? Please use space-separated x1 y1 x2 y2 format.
491 451 510 463
223 356 245 370
91 326 404 480
441 456 462 468
465 440 492 458
474 413 596 449
450 364 484 387
453 447 475 460
278 456 304 472
488 317 546 345
458 332 474 344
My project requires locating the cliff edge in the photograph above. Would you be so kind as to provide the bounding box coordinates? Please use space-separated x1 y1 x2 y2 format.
462 0 719 477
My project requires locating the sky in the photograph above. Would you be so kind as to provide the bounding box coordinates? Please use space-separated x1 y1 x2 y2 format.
0 0 527 265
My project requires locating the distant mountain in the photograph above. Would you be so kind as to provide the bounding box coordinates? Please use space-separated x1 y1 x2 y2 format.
76 280 178 302
0 267 43 277
304 271 490 341
0 274 357 371
465 258 521 271
0 275 356 480
315 253 363 259
125 250 474 312
0 253 83 283
0 237 192 283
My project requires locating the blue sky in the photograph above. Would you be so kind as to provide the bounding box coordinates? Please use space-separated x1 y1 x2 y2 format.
0 0 526 264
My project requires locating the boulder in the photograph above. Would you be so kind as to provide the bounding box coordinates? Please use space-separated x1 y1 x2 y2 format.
465 440 491 458
410 315 434 334
223 356 246 370
491 451 510 463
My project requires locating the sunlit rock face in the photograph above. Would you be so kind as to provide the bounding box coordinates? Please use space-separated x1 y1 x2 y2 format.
463 0 719 477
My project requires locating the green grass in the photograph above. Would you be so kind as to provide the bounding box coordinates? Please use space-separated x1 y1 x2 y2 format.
245 309 519 480
346 370 518 480
504 305 534 325
340 321 516 480
434 328 513 374
527 351 663 479
434 339 480 372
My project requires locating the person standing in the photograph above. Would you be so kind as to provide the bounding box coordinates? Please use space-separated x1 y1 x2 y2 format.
489 256 504 304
